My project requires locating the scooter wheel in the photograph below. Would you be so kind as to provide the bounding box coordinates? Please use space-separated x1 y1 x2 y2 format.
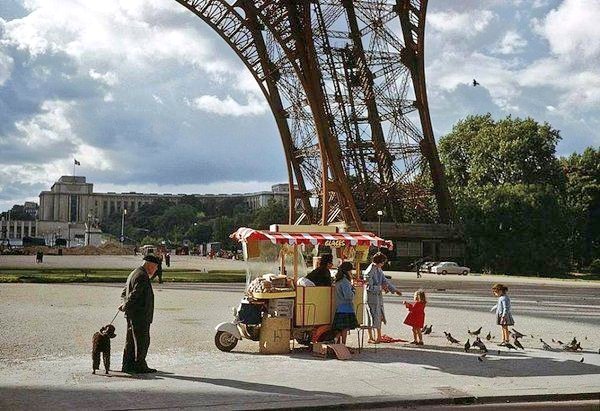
215 331 238 352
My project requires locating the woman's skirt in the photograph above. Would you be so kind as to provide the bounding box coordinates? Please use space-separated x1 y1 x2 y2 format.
332 312 359 331
497 313 515 326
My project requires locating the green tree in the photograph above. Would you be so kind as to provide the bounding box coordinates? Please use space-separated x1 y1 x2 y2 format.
457 184 570 275
439 114 571 275
561 147 600 268
185 222 213 244
440 114 564 189
252 199 288 229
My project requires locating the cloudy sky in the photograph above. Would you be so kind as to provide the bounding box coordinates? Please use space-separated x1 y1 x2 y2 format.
0 0 599 211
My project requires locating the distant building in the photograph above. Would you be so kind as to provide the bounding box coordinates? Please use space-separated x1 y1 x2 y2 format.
23 202 38 218
36 176 291 244
0 217 37 243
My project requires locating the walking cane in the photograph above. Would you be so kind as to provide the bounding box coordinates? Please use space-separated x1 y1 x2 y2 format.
110 310 120 325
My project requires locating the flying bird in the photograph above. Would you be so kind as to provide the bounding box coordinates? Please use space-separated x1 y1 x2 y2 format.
486 332 492 341
468 327 482 336
421 325 427 333
513 338 524 350
423 325 433 335
464 339 471 352
472 79 480 87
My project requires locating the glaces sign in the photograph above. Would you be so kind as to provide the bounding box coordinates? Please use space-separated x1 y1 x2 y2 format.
323 240 346 248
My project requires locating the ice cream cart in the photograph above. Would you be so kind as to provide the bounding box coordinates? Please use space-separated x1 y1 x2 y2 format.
214 225 393 353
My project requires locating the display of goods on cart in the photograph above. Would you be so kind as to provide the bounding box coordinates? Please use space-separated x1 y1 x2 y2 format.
246 274 294 296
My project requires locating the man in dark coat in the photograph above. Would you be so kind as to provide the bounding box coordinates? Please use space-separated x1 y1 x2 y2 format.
119 255 159 373
306 253 333 286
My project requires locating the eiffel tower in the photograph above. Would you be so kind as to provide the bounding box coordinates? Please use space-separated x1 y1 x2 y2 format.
175 0 454 231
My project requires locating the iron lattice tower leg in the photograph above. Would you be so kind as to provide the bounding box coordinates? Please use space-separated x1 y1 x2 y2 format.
174 0 454 227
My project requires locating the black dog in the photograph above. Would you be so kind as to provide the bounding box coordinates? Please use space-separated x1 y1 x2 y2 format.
92 324 116 374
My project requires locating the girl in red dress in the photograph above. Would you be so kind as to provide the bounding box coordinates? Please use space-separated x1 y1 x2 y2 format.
403 290 427 345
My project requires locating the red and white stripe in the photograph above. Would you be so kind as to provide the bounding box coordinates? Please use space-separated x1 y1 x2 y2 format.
230 227 393 249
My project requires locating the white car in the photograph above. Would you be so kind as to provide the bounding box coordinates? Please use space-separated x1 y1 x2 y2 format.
431 261 470 275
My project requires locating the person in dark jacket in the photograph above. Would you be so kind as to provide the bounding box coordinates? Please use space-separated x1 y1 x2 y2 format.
119 255 159 373
150 254 163 284
305 253 333 286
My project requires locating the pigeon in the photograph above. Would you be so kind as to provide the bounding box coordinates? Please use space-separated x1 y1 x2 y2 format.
464 339 471 352
468 327 482 336
473 79 480 87
513 338 524 350
563 340 582 352
505 342 517 350
445 332 460 344
580 357 584 363
473 337 488 352
570 337 578 346
486 332 492 341
421 325 428 333
423 325 433 335
511 329 526 339
540 339 552 351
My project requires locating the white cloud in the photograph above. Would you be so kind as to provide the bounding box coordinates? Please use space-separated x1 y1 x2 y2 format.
521 1 600 111
428 10 495 36
89 69 118 86
11 100 112 171
187 95 269 117
495 30 527 54
0 49 13 86
533 0 600 61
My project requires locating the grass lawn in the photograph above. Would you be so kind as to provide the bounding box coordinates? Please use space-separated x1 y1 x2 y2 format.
0 268 246 283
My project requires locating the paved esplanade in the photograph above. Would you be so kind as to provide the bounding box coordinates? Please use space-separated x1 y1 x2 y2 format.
1 269 599 409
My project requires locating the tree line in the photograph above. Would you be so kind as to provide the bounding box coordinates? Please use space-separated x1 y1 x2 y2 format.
100 196 287 250
438 114 599 276
100 113 598 276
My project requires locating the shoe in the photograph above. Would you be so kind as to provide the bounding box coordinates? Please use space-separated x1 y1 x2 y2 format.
409 340 418 344
137 367 157 374
417 341 424 345
498 342 507 347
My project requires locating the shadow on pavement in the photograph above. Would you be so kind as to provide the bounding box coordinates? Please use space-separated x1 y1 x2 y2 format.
291 345 599 379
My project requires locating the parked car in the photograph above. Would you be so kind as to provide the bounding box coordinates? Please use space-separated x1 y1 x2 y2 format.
431 261 470 275
421 261 439 273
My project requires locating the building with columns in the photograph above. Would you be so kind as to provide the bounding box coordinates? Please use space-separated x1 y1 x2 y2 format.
36 176 290 245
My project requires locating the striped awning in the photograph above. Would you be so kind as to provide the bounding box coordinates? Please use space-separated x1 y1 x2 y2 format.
230 227 393 249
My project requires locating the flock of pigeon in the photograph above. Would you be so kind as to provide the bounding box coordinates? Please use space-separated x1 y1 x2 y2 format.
419 325 592 363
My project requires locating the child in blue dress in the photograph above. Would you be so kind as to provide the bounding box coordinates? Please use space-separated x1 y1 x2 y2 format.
332 261 358 345
490 283 514 345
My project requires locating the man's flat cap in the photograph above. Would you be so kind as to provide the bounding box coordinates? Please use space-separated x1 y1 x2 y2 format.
143 254 161 265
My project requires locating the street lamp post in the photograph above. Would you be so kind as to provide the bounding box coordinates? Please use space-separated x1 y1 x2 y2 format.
121 209 127 245
377 210 383 238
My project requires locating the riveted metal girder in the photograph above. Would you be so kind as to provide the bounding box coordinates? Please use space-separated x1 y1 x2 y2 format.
174 0 454 227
